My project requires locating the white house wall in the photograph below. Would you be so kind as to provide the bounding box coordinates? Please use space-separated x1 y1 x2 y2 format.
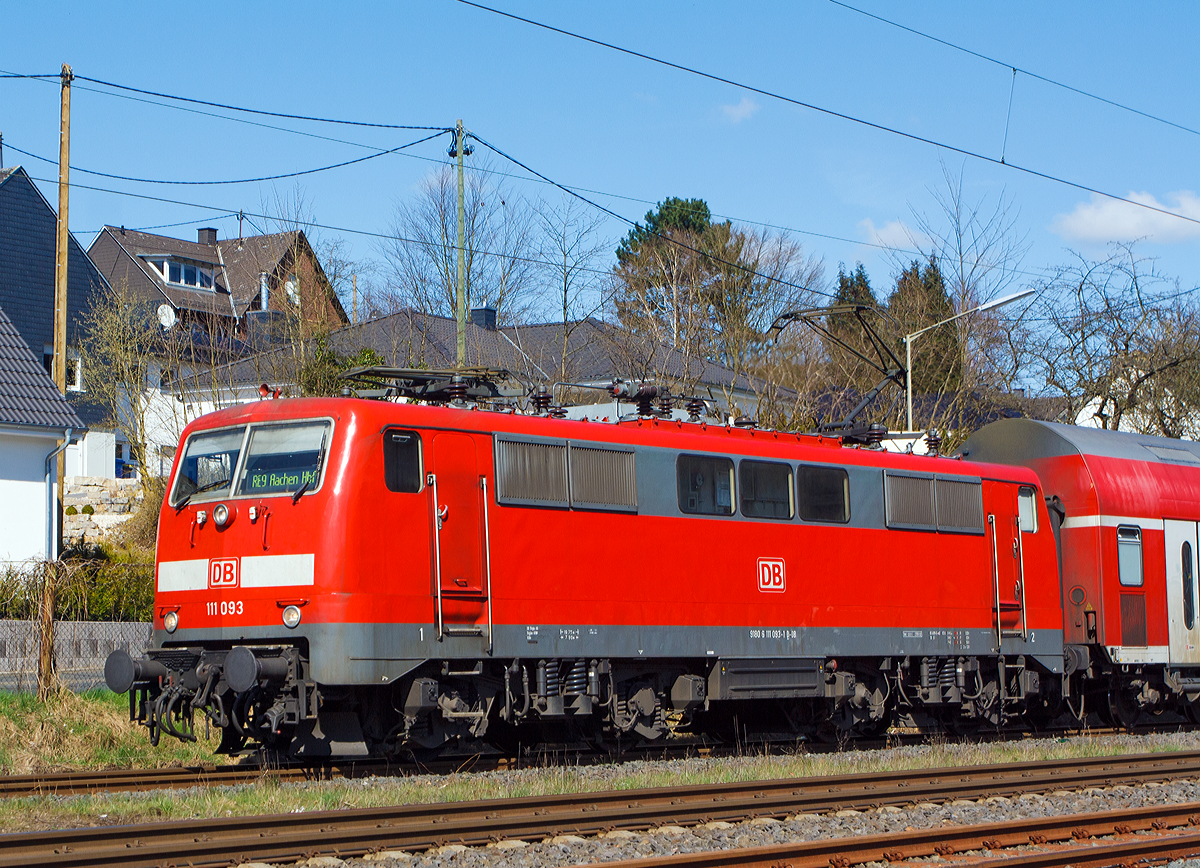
66 430 115 478
0 429 60 563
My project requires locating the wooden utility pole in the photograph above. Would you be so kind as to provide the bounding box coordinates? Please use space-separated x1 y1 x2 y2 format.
53 63 72 517
352 273 357 325
40 63 72 702
453 119 467 367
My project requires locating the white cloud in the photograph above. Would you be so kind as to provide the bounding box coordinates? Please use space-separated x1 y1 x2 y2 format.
1052 191 1200 244
858 218 926 251
720 96 759 124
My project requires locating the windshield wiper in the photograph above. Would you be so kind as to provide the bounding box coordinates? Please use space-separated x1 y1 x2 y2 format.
291 478 312 504
175 477 231 512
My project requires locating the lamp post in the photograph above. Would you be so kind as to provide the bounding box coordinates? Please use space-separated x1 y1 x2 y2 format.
905 289 1035 432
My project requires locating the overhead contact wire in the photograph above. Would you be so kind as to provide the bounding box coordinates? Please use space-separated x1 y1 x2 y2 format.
456 0 1200 231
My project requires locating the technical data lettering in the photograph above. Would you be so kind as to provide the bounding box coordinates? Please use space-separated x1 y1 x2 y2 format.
929 629 970 649
559 628 580 641
526 625 539 644
248 468 319 494
748 628 798 641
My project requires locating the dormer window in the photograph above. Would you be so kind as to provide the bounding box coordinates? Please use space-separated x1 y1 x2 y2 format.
145 257 215 290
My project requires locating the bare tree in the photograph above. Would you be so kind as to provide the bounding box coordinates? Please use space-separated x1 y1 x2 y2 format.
380 162 539 325
534 194 611 382
1034 244 1200 435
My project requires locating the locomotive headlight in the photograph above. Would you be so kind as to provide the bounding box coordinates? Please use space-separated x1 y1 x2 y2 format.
282 605 302 629
213 503 230 527
163 611 179 633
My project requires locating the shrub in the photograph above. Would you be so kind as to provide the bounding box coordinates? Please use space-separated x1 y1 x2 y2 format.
64 506 78 516
81 504 95 515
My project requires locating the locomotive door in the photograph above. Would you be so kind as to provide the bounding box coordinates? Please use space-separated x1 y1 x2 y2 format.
1164 520 1200 665
988 485 1029 644
428 432 491 643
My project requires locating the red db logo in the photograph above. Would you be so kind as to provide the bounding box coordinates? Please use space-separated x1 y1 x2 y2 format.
208 557 240 588
757 558 785 593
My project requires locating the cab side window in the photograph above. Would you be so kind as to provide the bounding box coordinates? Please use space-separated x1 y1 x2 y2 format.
797 465 850 523
678 454 734 516
1018 486 1038 532
1117 525 1143 587
740 460 794 519
384 429 422 493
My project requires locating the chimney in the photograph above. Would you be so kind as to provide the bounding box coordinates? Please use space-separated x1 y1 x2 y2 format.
198 227 218 245
470 306 497 331
259 272 269 310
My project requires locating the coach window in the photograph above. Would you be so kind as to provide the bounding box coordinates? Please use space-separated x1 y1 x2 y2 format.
1117 525 1143 587
1184 541 1195 631
740 460 794 519
384 429 422 493
1018 486 1038 533
678 454 735 516
797 465 850 523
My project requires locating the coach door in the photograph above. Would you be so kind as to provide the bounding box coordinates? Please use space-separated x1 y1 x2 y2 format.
428 432 492 645
1165 520 1200 665
988 485 1030 645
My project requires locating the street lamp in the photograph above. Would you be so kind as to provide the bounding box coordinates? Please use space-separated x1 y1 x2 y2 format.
904 289 1035 432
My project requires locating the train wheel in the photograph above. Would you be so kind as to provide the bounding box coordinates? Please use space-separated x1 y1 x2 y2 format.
1107 686 1140 731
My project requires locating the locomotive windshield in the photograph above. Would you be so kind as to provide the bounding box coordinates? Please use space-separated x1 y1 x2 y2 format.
236 421 330 496
170 426 246 505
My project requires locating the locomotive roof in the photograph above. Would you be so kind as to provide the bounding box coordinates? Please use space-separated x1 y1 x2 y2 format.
959 417 1200 468
177 396 1039 485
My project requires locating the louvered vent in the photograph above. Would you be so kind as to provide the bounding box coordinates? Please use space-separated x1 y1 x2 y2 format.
570 445 637 512
495 438 568 506
935 477 985 534
1120 593 1147 647
885 472 936 529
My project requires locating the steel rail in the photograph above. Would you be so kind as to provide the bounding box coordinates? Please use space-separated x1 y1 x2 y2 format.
4 751 1200 866
591 803 1200 868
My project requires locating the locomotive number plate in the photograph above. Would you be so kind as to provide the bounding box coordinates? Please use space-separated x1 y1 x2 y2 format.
206 600 244 616
757 558 786 593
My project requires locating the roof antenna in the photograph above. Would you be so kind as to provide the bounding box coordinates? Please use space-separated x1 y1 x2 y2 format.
238 210 244 241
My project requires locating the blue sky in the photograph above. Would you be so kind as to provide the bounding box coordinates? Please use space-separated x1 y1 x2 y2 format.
2 1 1198 307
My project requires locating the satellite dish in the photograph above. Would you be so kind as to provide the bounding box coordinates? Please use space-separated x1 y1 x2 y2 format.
157 304 177 330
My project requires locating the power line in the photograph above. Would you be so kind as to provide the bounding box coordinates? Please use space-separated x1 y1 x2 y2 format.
73 74 447 131
827 0 1200 140
4 131 448 186
455 0 1200 232
22 172 626 284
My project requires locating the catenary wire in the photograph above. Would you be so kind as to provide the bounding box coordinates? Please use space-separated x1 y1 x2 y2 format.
454 0 1200 231
3 131 448 186
827 0 1200 139
73 74 446 131
469 132 842 301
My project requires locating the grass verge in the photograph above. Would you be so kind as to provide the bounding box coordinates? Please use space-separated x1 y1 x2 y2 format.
0 711 1199 833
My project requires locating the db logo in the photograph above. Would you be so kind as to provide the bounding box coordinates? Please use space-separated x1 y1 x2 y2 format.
757 558 786 593
208 557 240 588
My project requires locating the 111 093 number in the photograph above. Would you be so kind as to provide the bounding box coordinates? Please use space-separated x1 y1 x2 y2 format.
207 600 243 616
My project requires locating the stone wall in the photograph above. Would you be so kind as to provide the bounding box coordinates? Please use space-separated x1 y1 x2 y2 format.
63 477 144 546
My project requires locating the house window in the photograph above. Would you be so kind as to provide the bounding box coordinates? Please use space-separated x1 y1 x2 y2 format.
284 273 300 306
66 355 82 392
146 257 215 290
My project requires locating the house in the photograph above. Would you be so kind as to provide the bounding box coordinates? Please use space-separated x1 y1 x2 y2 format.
0 165 117 479
87 225 348 339
0 303 84 563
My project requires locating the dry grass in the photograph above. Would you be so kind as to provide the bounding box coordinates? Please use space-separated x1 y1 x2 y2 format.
2 716 1200 833
0 689 218 775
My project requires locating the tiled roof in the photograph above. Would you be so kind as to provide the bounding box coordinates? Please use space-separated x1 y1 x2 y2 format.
0 303 84 431
178 308 780 402
90 226 346 322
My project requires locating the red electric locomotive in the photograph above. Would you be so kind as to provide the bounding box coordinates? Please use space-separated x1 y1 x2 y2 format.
107 381 1200 757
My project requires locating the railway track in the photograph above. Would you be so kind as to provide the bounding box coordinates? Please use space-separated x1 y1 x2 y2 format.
3 749 1200 866
596 802 1200 868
